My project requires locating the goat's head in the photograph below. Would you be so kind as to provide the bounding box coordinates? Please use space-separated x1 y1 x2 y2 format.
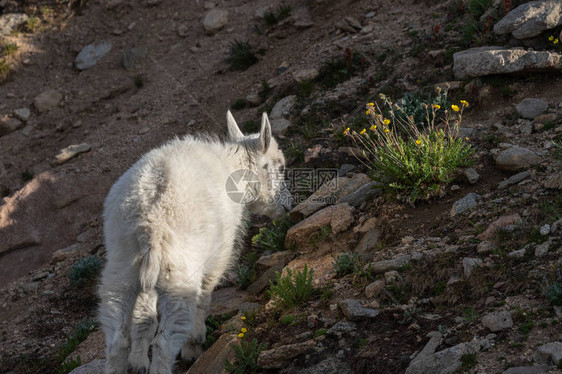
226 110 291 219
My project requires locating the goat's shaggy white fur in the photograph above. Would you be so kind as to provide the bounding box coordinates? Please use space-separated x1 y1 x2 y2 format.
98 112 289 374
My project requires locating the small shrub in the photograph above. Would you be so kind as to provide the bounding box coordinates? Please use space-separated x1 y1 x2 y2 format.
457 353 477 373
236 264 256 289
331 252 360 277
263 5 292 26
316 48 368 88
227 40 259 71
279 314 295 325
394 90 450 128
258 80 272 101
231 98 247 110
251 216 291 252
68 256 102 287
25 17 40 32
225 338 267 374
3 43 18 56
462 307 480 324
518 321 534 335
133 74 144 88
545 282 562 306
270 265 315 308
347 95 474 203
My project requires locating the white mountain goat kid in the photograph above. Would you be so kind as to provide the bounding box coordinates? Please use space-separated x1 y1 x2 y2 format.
98 111 290 374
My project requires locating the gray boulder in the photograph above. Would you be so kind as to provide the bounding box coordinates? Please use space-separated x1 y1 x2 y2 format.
495 147 541 171
516 98 548 119
339 299 379 320
75 41 112 70
494 0 562 39
202 9 228 34
450 193 480 217
69 359 106 374
453 47 562 80
34 89 63 113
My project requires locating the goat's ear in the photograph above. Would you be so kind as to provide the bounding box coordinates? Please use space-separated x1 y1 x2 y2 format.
227 110 244 140
259 112 272 153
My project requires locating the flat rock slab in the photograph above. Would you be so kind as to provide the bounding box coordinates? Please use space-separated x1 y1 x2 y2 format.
187 333 238 374
494 0 562 39
481 311 514 332
0 13 29 36
68 359 105 374
498 171 530 189
537 341 562 365
75 41 112 70
478 214 523 240
367 254 411 274
502 366 549 374
54 143 92 165
405 341 481 374
495 147 541 171
339 299 379 320
258 340 316 369
453 47 562 80
210 287 248 316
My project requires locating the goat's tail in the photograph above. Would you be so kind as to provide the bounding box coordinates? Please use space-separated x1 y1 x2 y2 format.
138 224 163 291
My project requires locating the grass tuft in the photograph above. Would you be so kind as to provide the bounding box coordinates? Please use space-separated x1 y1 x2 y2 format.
68 256 102 287
225 338 267 374
227 40 259 71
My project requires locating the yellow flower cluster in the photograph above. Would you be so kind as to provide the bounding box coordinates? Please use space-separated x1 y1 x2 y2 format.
460 100 469 107
451 104 460 112
238 316 248 338
415 139 421 145
549 35 559 44
432 104 441 110
383 119 390 125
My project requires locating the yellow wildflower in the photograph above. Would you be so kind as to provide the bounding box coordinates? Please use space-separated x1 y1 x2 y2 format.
451 104 460 112
241 316 246 320
360 129 366 135
383 119 390 125
460 100 469 107
415 139 421 145
368 102 374 106
238 333 244 338
370 124 376 131
549 35 554 41
465 137 470 141
384 128 390 133
241 328 247 333
432 104 441 110
555 38 559 44
344 127 350 135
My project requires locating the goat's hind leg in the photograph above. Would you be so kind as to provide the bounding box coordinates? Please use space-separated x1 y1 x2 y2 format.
149 286 198 374
98 278 138 374
128 290 158 374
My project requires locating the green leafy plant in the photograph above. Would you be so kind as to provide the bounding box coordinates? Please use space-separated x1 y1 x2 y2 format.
394 90 450 129
57 319 98 366
251 216 292 252
58 356 81 374
270 265 315 308
227 40 259 71
225 338 267 374
331 252 360 277
347 94 474 203
68 256 102 287
462 307 480 325
545 282 562 306
456 353 477 373
263 5 292 26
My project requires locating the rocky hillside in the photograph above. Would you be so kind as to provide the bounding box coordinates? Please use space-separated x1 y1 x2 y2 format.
0 0 561 373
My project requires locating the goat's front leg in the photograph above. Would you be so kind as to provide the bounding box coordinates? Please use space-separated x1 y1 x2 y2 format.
181 290 212 362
